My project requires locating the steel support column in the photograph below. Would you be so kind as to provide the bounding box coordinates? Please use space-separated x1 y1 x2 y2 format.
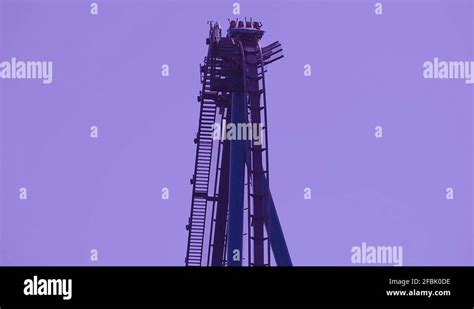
226 92 246 266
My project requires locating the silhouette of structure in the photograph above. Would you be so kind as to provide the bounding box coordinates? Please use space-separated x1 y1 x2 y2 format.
185 20 291 266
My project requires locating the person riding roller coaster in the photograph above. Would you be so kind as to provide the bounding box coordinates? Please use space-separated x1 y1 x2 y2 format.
228 19 263 30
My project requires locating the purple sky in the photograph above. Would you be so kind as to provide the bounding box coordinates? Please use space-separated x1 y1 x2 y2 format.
0 0 473 266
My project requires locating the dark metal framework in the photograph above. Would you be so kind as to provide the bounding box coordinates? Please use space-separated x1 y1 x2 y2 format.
185 20 291 267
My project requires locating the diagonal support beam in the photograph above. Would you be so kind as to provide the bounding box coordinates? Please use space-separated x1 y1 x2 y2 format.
263 179 292 266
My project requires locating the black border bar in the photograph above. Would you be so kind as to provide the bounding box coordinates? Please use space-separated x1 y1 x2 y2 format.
0 267 473 306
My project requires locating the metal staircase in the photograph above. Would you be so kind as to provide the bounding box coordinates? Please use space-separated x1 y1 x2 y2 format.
184 26 221 266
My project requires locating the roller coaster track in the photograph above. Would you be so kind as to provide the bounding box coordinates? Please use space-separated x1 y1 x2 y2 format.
185 22 289 266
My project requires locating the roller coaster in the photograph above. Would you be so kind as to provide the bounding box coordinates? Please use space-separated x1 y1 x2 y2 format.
185 20 291 267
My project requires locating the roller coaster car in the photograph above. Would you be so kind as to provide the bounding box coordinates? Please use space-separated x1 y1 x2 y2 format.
227 20 265 41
